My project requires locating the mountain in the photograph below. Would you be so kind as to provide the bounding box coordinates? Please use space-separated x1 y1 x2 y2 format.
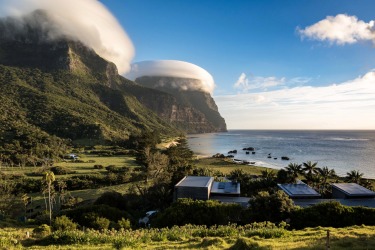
0 10 181 163
132 76 227 133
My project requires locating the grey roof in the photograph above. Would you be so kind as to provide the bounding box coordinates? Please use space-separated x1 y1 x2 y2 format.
278 183 321 198
293 198 375 208
332 183 375 197
175 176 214 188
211 182 240 195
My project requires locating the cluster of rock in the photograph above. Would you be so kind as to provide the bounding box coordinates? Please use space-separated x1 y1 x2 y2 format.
212 146 291 163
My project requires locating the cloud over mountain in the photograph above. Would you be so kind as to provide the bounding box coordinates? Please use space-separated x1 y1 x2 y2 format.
126 60 215 93
0 0 134 74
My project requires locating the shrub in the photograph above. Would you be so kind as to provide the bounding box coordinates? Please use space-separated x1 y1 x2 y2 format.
92 217 110 230
154 198 243 227
94 191 127 210
290 201 375 229
93 164 104 169
200 237 226 248
50 166 75 175
117 218 131 230
229 238 265 250
112 237 136 250
33 224 51 238
63 205 130 227
248 190 295 223
53 215 78 231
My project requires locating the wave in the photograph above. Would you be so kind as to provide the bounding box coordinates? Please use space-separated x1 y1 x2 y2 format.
325 137 370 141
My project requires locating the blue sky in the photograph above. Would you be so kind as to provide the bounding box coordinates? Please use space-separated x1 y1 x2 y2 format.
102 0 375 129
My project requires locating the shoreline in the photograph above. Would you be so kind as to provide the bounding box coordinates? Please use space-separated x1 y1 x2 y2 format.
195 155 375 182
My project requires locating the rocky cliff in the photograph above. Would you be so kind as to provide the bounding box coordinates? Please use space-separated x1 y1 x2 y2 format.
133 76 227 133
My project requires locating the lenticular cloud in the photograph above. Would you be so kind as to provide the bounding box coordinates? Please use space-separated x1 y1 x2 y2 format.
0 0 135 74
126 60 215 93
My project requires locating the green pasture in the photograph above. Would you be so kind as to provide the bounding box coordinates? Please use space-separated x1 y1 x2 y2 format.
1 224 375 249
194 157 274 176
0 154 137 179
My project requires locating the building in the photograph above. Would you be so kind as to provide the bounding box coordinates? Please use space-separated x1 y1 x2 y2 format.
331 183 375 199
282 182 375 208
174 176 250 206
277 182 321 199
174 176 214 201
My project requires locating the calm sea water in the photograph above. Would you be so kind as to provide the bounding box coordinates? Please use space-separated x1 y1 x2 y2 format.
187 130 375 179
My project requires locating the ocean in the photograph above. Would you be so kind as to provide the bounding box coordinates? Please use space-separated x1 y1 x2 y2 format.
187 130 375 179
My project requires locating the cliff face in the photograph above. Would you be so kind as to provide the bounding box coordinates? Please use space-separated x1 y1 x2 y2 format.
133 76 227 133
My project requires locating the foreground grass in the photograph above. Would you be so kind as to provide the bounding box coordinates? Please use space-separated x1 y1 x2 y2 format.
1 224 375 249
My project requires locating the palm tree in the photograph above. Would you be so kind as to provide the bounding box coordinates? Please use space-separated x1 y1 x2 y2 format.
43 171 55 225
346 170 364 184
302 161 319 176
285 163 303 183
261 169 276 181
302 161 319 185
318 166 336 186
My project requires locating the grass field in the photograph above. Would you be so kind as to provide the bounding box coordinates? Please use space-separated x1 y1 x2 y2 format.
194 157 275 175
0 154 138 179
1 224 375 249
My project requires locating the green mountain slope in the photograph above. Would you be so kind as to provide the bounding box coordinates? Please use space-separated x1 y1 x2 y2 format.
0 11 180 162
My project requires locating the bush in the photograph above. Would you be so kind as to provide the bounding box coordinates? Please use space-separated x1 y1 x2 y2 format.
92 216 110 230
248 190 295 223
290 201 375 229
93 164 104 169
229 237 265 250
112 237 136 250
94 191 127 210
53 215 78 231
154 199 243 227
33 224 51 238
117 218 131 230
50 166 75 175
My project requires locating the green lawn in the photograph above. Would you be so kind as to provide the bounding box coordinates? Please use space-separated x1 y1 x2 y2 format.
1 224 375 249
195 157 274 176
0 154 137 179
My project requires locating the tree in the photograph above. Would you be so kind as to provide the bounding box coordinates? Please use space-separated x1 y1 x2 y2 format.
345 170 364 184
261 169 276 181
302 161 319 185
43 171 55 225
285 163 303 183
249 190 295 222
318 166 336 186
141 147 170 183
165 138 194 168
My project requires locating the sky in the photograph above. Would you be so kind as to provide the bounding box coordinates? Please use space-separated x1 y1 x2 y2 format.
5 0 375 130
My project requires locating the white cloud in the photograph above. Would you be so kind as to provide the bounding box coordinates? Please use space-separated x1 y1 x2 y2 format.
233 73 311 93
216 70 375 129
234 73 286 92
298 14 375 45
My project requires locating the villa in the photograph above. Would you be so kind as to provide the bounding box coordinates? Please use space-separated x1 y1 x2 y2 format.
174 176 250 207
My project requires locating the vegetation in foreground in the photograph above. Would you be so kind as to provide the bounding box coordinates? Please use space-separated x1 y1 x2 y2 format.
1 132 375 249
1 222 375 249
